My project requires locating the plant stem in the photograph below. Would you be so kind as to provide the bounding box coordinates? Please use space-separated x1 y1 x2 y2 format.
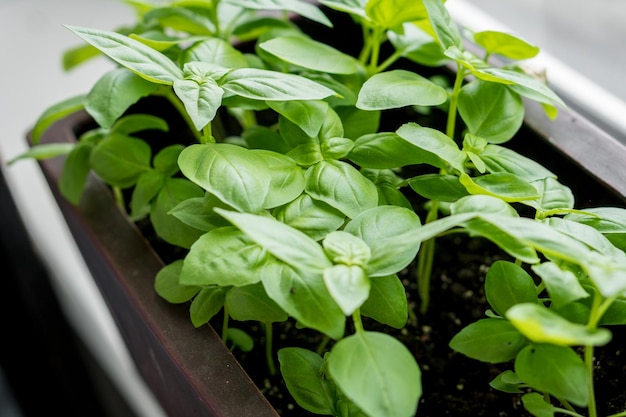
316 335 331 356
446 62 466 139
417 200 439 314
264 322 276 376
352 309 364 334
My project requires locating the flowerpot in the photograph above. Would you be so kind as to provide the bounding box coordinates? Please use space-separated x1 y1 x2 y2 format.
25 5 626 417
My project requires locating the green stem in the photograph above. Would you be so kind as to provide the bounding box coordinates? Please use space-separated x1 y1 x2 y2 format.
112 186 125 209
446 63 466 139
585 344 597 417
417 201 439 314
375 50 403 74
607 411 626 417
358 25 373 65
316 335 331 356
367 27 384 76
352 309 364 334
264 322 276 376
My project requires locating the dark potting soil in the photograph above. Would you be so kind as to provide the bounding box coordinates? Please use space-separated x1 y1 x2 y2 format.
218 231 626 417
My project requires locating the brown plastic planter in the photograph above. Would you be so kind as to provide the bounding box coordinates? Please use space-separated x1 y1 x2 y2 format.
30 110 280 417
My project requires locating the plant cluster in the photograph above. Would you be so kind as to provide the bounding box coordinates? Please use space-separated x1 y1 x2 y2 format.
15 0 626 416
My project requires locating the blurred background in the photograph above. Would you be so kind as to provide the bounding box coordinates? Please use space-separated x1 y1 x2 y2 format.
0 0 625 416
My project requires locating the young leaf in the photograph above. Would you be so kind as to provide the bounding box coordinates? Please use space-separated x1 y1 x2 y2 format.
396 123 466 172
349 132 439 169
267 100 329 138
422 0 463 49
457 80 524 144
388 22 447 67
474 31 540 60
154 260 200 303
305 160 378 219
150 178 205 248
173 78 224 131
59 142 93 205
361 274 408 329
408 174 469 202
515 344 588 407
261 261 345 340
130 170 166 220
111 114 169 136
178 143 272 213
9 143 75 163
189 286 227 327
328 331 421 417
345 206 422 277
226 283 288 322
181 227 269 287
356 70 447 110
278 348 337 415
216 209 332 273
259 36 359 74
85 68 160 129
365 0 428 30
506 303 611 346
90 134 152 188
31 95 85 144
490 371 524 394
531 262 589 309
521 393 559 417
253 149 306 209
480 144 556 182
273 194 345 242
526 177 575 213
485 260 538 317
449 318 527 363
227 0 333 27
459 172 540 202
66 26 184 84
566 207 626 252
220 68 335 101
323 265 370 315
182 37 248 68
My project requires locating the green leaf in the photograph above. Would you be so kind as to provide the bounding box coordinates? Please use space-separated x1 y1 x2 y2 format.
226 283 288 322
526 177 575 213
154 260 200 303
566 207 626 252
485 260 538 317
267 100 329 138
396 123 466 172
515 344 588 407
388 22 447 67
356 70 447 110
9 143 74 164
216 209 332 273
173 77 224 131
323 265 370 315
273 194 345 241
168 196 231 232
86 68 159 129
225 328 255 352
480 145 556 182
450 318 527 363
181 227 269 286
422 0 463 49
506 303 611 346
220 68 335 101
361 274 408 328
253 149 306 209
490 371 524 394
66 26 183 84
259 36 358 74
227 0 333 27
31 95 85 144
365 0 428 30
349 132 438 169
178 143 272 213
59 142 93 205
111 114 169 136
408 174 469 202
474 31 540 60
143 6 215 36
278 348 336 415
130 170 166 220
150 178 205 248
521 392 559 417
323 231 371 267
459 172 539 202
458 80 524 144
63 43 100 71
90 134 152 188
328 331 421 417
532 262 589 309
305 160 378 219
182 37 248 68
154 144 184 176
261 261 345 339
451 194 518 217
345 206 422 277
190 286 227 327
